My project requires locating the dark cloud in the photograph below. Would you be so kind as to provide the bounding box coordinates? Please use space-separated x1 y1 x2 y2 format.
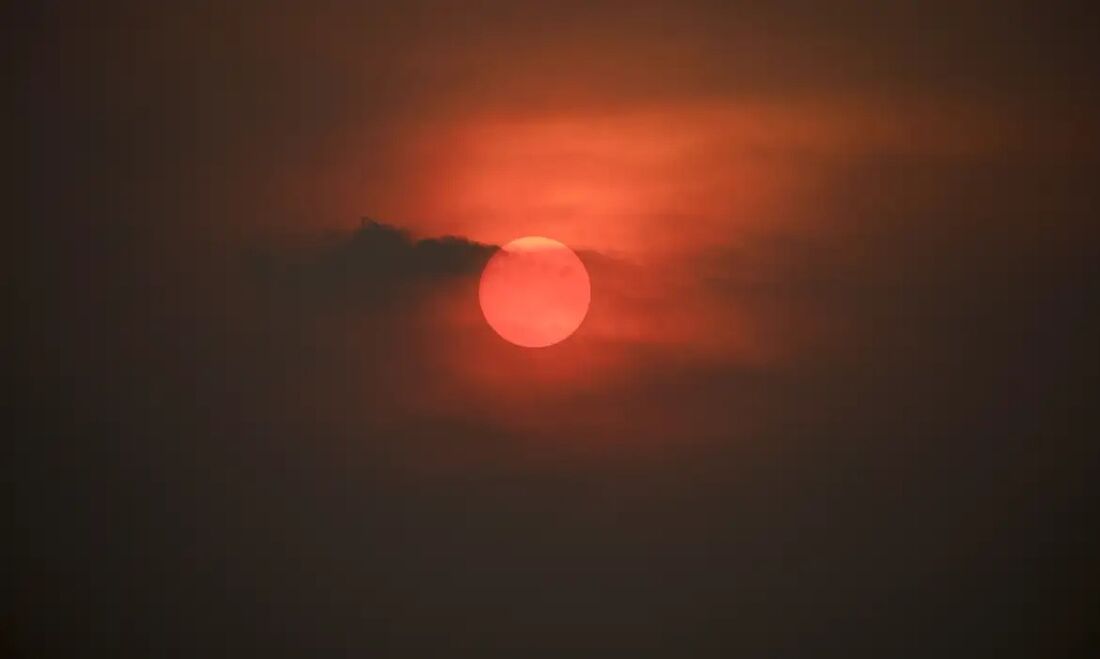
253 219 497 310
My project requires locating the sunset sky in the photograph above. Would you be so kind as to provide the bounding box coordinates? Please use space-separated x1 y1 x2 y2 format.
12 2 1099 656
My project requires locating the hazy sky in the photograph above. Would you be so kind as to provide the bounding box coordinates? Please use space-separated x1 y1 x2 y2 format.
13 2 1100 656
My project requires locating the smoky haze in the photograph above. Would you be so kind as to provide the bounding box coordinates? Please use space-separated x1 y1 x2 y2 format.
10 1 1100 657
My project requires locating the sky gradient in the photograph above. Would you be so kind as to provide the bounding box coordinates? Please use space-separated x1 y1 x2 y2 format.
12 2 1100 656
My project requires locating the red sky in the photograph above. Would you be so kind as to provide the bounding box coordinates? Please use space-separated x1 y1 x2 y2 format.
50 1 1089 251
15 2 1100 655
48 0 1088 441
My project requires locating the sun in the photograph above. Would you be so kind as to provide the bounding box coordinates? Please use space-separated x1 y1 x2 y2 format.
478 237 591 348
